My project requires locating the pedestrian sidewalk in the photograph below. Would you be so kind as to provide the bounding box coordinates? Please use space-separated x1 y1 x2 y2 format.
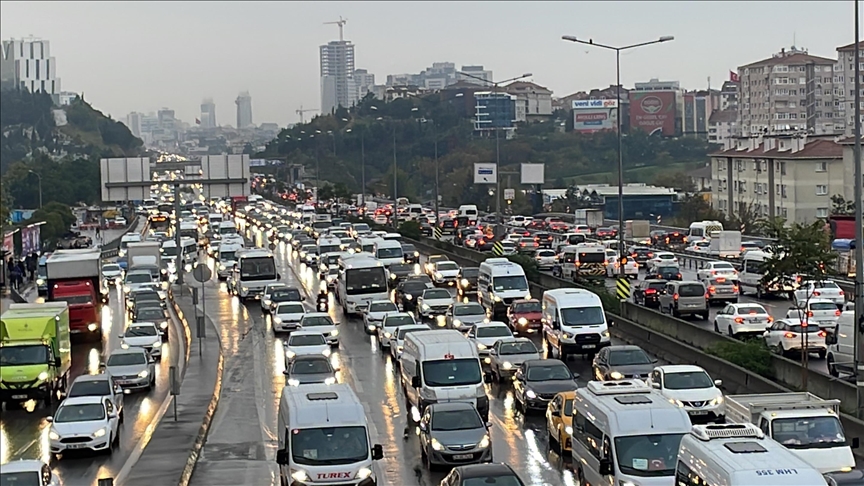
0 282 36 313
123 285 223 486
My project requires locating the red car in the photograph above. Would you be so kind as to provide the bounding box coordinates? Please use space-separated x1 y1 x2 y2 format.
507 299 543 334
595 227 617 238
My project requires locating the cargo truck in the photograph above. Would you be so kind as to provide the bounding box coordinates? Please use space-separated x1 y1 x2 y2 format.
573 208 604 230
708 230 742 259
624 220 651 243
127 241 162 281
46 249 106 338
0 302 72 409
725 392 859 473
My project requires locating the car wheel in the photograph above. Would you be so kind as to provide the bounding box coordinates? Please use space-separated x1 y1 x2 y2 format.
671 306 680 318
421 447 433 471
728 325 734 338
713 321 720 333
817 350 826 360
549 431 560 452
827 354 839 377
119 409 125 424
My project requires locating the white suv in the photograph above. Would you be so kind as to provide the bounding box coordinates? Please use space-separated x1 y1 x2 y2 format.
646 365 725 424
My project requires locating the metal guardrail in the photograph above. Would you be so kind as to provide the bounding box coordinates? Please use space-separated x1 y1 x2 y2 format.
99 216 148 260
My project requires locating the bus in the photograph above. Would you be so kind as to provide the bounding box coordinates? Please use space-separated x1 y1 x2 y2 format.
336 255 389 316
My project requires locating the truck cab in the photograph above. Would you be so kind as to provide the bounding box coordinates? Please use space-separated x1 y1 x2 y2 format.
46 249 106 338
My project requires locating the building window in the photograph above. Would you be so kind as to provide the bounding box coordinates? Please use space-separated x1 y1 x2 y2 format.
781 185 788 198
816 208 829 218
782 207 788 218
816 161 827 172
816 185 828 195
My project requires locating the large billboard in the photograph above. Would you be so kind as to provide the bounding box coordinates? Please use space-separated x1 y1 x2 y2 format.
629 91 678 136
572 99 618 133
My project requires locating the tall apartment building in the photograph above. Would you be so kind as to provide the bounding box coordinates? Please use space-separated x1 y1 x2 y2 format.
235 92 253 128
834 41 863 135
200 98 217 128
126 112 143 138
320 39 355 113
456 65 493 86
737 46 838 137
474 92 517 133
0 38 61 101
502 81 553 122
719 81 739 111
683 90 719 137
707 109 737 146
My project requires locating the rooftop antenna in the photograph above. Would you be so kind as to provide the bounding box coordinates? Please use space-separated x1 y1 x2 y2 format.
324 16 348 42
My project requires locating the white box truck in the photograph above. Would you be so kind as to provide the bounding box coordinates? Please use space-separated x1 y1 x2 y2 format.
573 208 604 229
709 230 742 259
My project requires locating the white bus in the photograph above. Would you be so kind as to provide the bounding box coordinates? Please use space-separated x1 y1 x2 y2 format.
336 256 389 315
232 248 280 301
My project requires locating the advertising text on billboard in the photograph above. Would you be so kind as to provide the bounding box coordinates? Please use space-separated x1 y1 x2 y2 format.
629 91 678 136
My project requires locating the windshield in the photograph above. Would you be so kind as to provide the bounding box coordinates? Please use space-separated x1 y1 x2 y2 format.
103 264 121 273
272 289 303 301
390 264 413 274
461 268 479 278
493 275 528 292
500 341 537 355
423 289 451 300
402 283 428 294
454 304 485 316
526 364 572 381
788 324 820 333
579 252 606 264
615 433 684 477
107 352 147 366
55 403 106 423
772 416 847 448
677 284 705 297
663 371 714 390
422 358 482 387
436 262 459 271
68 380 111 397
302 316 334 327
402 244 416 253
291 426 369 466
376 247 403 259
290 334 326 346
385 316 415 328
369 302 398 313
319 245 341 254
431 409 483 431
712 263 735 270
608 349 651 366
476 326 512 338
240 257 277 280
810 302 839 311
397 327 430 340
736 306 767 315
560 307 605 327
0 345 48 366
161 245 178 257
220 251 237 261
134 292 160 302
513 302 541 313
0 472 41 486
126 325 158 337
537 250 556 257
277 303 305 314
126 273 152 284
346 267 387 295
354 224 370 232
291 359 332 374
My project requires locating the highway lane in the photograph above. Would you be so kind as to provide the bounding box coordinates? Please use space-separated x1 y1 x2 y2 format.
0 280 184 486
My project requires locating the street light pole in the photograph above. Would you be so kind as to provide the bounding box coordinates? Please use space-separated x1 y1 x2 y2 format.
28 170 42 208
433 122 440 221
360 130 366 207
562 34 674 277
392 124 398 228
852 0 864 419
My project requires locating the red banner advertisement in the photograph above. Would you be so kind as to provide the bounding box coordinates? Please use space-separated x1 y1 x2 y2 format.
629 91 678 136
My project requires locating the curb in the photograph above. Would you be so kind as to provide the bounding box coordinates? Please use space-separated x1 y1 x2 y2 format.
174 286 225 486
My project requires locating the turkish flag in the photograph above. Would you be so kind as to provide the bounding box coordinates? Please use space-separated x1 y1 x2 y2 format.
195 118 201 125
729 71 740 83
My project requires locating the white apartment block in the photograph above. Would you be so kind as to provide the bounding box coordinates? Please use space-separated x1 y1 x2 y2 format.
710 136 844 224
834 41 863 135
456 65 492 86
708 109 737 146
503 81 553 122
320 40 356 113
1 38 61 100
737 46 838 137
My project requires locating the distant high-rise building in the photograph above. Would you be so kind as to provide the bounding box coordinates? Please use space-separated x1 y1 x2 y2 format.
1 37 62 101
457 66 493 86
353 69 375 101
126 112 143 138
320 37 357 114
236 92 253 128
200 98 217 128
157 108 176 130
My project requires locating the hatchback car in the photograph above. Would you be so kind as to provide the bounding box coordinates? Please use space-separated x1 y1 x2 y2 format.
785 298 843 330
650 265 683 281
446 303 489 332
545 391 576 454
133 306 169 337
298 312 339 346
272 302 307 334
103 348 156 391
633 279 668 308
658 281 709 319
592 345 656 381
701 275 739 304
418 402 492 469
284 355 337 386
377 312 417 350
119 322 163 359
793 280 846 307
47 396 120 458
513 359 578 413
487 338 540 382
363 300 399 334
646 365 725 424
468 322 514 357
763 319 827 358
646 252 678 271
283 331 331 365
534 249 557 270
713 303 773 338
506 299 543 335
66 374 124 424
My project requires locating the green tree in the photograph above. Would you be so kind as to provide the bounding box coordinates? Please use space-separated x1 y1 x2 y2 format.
0 181 12 233
651 171 696 192
830 194 855 215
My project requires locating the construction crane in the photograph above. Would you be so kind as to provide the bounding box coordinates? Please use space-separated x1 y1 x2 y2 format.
296 105 319 124
324 16 347 41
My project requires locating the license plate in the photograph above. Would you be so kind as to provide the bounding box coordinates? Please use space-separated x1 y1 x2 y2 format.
582 344 596 349
452 454 473 460
116 380 131 385
66 443 88 449
690 411 709 415
11 394 27 400
749 318 761 323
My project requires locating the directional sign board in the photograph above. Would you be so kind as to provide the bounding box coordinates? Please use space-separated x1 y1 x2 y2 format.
504 188 515 201
198 155 252 199
474 163 497 184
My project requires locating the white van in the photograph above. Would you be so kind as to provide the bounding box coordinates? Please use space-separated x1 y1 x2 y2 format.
676 423 829 486
373 240 404 267
458 205 478 219
826 310 856 378
739 250 797 298
571 380 692 486
208 212 223 227
217 242 243 280
356 236 382 255
400 330 490 422
406 204 424 220
317 236 342 255
477 258 530 317
542 288 610 359
218 220 237 237
119 233 143 257
159 237 198 265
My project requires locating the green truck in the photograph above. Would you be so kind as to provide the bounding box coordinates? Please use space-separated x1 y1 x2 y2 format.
0 302 72 409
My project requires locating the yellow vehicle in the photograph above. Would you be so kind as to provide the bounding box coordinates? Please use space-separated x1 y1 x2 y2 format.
545 390 576 454
0 302 72 409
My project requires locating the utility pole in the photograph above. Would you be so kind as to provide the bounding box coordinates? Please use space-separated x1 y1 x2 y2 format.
853 0 864 420
360 131 366 207
173 182 183 285
392 125 398 228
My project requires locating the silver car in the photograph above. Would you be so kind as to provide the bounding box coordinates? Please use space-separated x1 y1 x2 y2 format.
418 402 493 468
103 348 156 391
283 355 337 387
445 303 488 333
487 338 541 382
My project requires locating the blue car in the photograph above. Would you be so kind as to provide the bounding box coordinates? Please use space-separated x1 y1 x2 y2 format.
117 255 128 270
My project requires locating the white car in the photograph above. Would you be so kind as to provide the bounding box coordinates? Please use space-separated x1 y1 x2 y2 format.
115 217 127 226
47 396 120 457
712 303 773 338
487 337 540 381
467 321 514 356
102 264 124 285
377 312 416 350
0 459 61 485
119 322 163 359
696 261 739 281
373 214 388 225
416 288 455 319
792 280 846 307
363 300 399 334
283 331 331 365
785 298 842 330
646 365 725 423
272 302 307 333
646 252 679 271
260 283 287 312
445 302 489 332
763 318 827 358
123 270 154 294
685 241 711 254
499 242 518 256
298 312 340 346
432 261 461 287
104 348 156 391
534 249 557 270
389 324 431 361
605 253 639 278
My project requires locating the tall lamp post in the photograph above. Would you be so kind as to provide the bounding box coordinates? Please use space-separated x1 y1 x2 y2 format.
456 71 533 238
852 0 864 420
28 170 43 208
561 34 674 276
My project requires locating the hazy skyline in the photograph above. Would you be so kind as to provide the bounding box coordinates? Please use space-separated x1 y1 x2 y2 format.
1 1 856 127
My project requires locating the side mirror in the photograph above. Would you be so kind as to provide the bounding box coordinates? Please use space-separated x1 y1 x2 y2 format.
852 437 860 449
825 333 838 345
109 412 118 419
651 358 658 364
148 357 156 364
282 370 290 376
650 382 661 389
54 358 61 367
551 410 560 417
277 273 282 281
485 422 492 429
372 443 384 460
551 321 560 330
118 334 124 339
714 379 723 387
276 449 289 465
114 385 123 394
599 458 613 476
411 376 421 388
571 372 579 380
99 362 106 369
45 417 54 423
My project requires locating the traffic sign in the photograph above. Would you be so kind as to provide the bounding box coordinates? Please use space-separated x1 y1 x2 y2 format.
616 278 631 300
492 241 504 256
434 226 443 240
192 263 212 283
504 188 515 201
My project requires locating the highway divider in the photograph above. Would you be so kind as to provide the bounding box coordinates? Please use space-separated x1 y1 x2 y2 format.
405 235 864 456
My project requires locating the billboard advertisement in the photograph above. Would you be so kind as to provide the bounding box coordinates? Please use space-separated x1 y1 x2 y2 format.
22 224 41 255
521 163 545 184
572 99 619 133
474 163 497 184
629 91 678 136
2 231 14 257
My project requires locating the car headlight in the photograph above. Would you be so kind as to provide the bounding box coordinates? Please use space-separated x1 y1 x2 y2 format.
460 278 469 287
710 396 724 406
48 429 60 441
562 333 573 340
526 389 537 399
121 342 130 349
422 304 430 310
477 343 487 350
124 286 131 293
479 434 490 448
670 399 685 408
241 287 249 292
263 299 272 306
384 332 392 339
524 292 532 299
274 317 282 324
609 371 624 380
431 438 445 451
602 330 610 338
219 264 226 271
322 348 331 357
37 371 49 381
452 319 462 327
435 272 443 280
93 427 107 438
493 294 502 302
291 469 309 482
36 278 44 286
160 321 169 330
356 467 373 480
285 350 296 359
331 329 339 337
153 341 162 348
405 294 413 300
138 370 149 378
565 426 573 436
287 378 300 387
518 317 528 326
324 377 336 385
502 361 512 370
391 273 397 279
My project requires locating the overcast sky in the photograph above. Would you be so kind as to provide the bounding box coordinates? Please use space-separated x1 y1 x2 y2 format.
1 1 855 127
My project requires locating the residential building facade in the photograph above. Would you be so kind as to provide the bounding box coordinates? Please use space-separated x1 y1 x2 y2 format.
503 81 553 122
707 109 737 146
719 81 739 111
1 38 61 101
834 41 863 135
456 65 493 86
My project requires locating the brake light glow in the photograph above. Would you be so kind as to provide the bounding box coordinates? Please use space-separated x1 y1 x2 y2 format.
813 291 820 296
734 317 744 324
818 331 827 338
784 332 796 338
768 316 774 322
807 311 814 318
708 286 716 294
673 293 679 300
645 289 657 295
835 309 842 316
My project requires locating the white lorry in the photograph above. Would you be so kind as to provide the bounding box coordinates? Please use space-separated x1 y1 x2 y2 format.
725 392 859 473
708 230 742 259
126 241 162 280
573 208 604 230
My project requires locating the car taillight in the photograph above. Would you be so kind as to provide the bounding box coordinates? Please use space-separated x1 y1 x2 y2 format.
645 289 657 294
807 311 814 317
733 285 739 293
734 317 744 324
708 286 716 294
647 252 653 257
767 316 774 322
673 293 679 300
839 290 845 296
813 290 820 296
784 332 796 338
835 309 842 316
818 331 827 338
677 274 682 279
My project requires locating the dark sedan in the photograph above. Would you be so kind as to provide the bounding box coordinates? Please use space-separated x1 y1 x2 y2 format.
456 267 479 297
592 345 656 381
513 359 578 413
629 246 654 265
651 266 683 281
401 243 419 264
595 227 617 239
388 263 416 288
396 280 430 312
633 279 668 308
442 463 526 486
